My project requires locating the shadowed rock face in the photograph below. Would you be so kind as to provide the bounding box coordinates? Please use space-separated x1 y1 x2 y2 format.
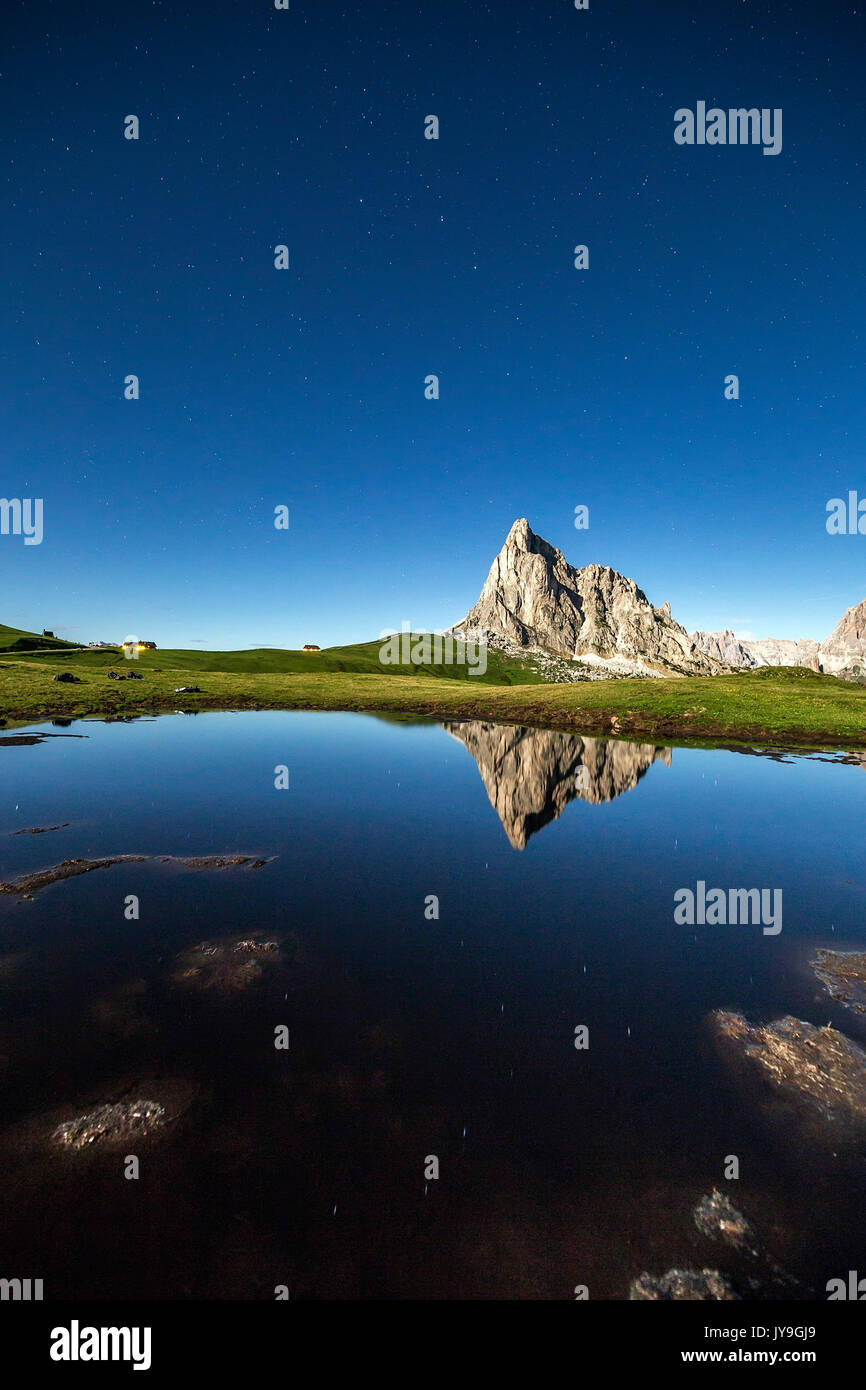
450 518 720 675
443 720 672 849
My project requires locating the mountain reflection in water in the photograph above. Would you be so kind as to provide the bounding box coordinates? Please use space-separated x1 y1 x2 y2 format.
443 721 672 849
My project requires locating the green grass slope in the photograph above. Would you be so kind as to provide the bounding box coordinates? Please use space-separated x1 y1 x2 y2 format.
0 635 543 684
0 644 864 748
0 622 84 653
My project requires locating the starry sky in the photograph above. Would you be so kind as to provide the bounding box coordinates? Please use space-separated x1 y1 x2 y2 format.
2 0 864 649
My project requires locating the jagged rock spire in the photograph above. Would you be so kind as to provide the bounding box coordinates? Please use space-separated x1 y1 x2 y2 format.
452 519 719 676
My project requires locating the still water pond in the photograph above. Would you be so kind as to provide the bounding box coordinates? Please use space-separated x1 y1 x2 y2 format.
1 711 865 1299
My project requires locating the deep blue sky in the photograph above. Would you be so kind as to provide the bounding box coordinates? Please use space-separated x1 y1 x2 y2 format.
2 0 864 649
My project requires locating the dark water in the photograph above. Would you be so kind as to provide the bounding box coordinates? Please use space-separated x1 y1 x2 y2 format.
1 711 865 1300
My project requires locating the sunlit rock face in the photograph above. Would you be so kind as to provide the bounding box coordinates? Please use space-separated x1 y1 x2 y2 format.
819 598 866 676
450 518 721 676
451 519 866 679
443 720 672 849
450 519 722 675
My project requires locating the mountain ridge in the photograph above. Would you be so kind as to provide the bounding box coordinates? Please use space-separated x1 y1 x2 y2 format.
450 518 722 677
451 519 866 682
692 597 866 679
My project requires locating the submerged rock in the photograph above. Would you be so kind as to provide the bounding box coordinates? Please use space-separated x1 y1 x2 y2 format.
693 1189 758 1254
690 1188 800 1291
0 1079 197 1165
0 855 146 897
812 949 866 1016
711 1009 866 1138
160 855 270 870
172 935 281 995
10 823 70 836
630 1268 738 1301
51 1100 165 1150
0 853 273 897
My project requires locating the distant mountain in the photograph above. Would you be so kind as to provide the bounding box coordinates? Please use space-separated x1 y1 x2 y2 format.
690 629 822 671
450 518 721 677
692 598 866 680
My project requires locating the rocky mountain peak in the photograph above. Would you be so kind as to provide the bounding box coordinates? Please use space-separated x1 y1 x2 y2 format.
506 516 532 547
499 517 562 567
831 598 866 642
451 519 720 676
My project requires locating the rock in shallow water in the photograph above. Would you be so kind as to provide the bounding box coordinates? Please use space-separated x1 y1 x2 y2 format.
689 1188 799 1292
161 855 269 870
51 1100 165 1150
693 1188 757 1253
171 935 281 994
711 1009 866 1136
0 856 147 897
812 949 866 1016
10 823 70 835
630 1268 738 1300
0 853 272 898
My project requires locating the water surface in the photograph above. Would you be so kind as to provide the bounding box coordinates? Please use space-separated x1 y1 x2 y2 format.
1 711 865 1299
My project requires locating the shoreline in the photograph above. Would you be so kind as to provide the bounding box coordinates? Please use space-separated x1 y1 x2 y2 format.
1 671 865 752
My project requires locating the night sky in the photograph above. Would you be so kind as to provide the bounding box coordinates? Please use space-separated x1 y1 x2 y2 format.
2 0 864 649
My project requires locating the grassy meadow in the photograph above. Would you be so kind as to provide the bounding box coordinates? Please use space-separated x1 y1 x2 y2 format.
0 626 865 747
